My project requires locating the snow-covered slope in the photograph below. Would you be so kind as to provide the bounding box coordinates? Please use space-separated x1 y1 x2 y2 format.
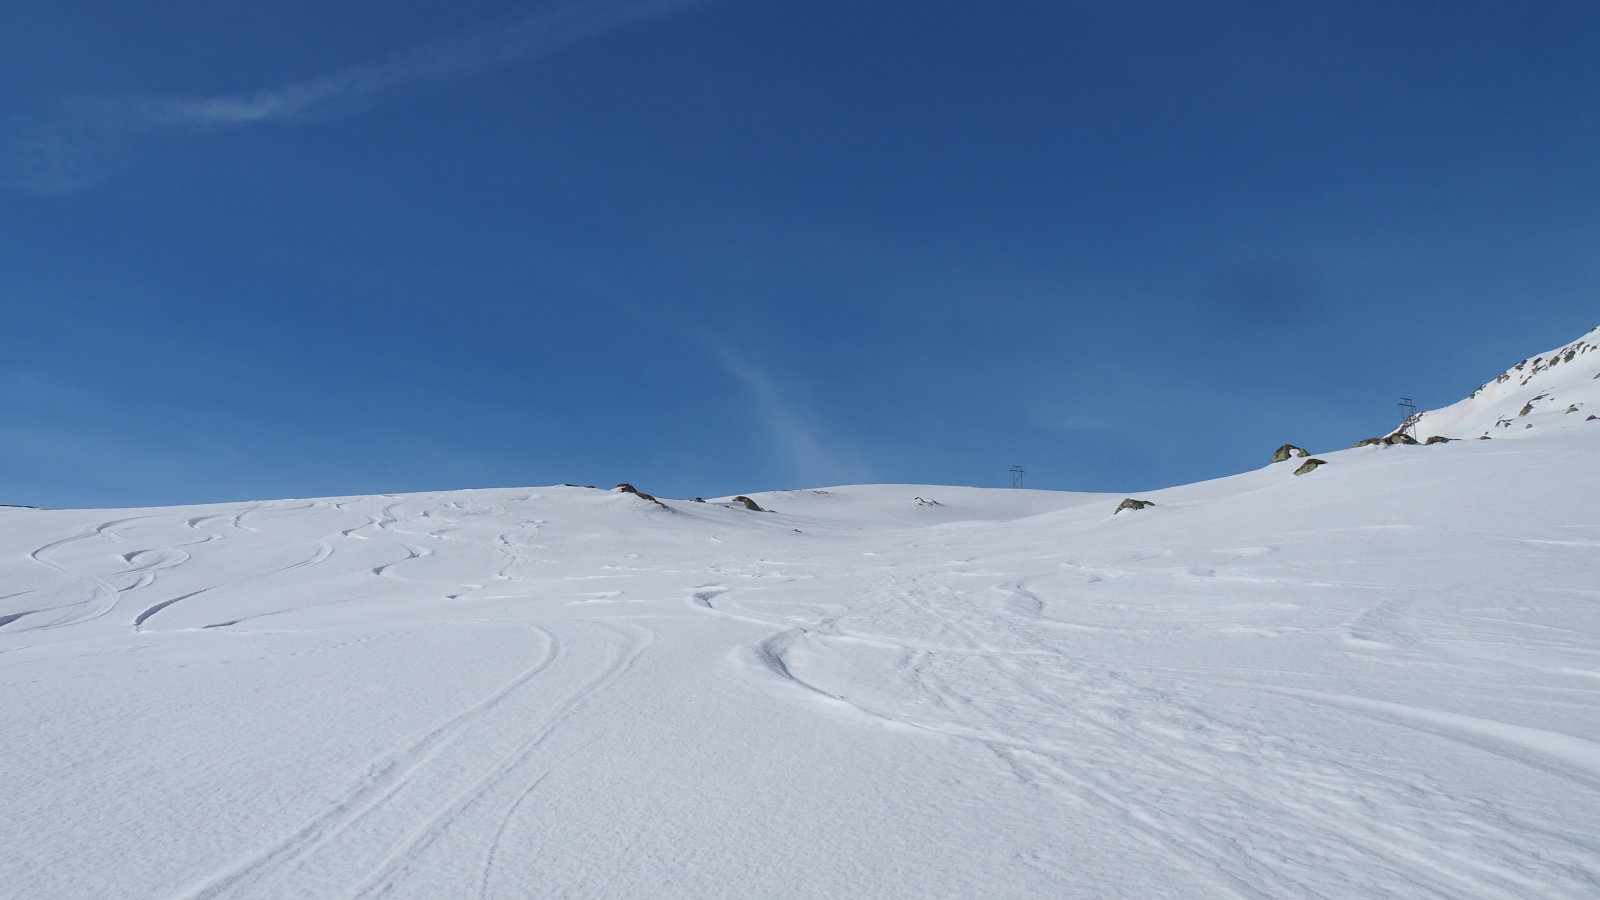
1395 325 1600 439
3 341 1600 898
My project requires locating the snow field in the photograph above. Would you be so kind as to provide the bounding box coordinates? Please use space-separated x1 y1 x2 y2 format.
2 431 1599 897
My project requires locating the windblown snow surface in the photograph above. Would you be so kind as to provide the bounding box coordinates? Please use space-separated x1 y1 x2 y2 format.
4 344 1600 899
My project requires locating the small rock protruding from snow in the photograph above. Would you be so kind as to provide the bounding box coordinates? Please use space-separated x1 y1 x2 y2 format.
1293 459 1328 476
614 483 667 507
913 496 942 506
1271 444 1311 463
1115 498 1156 514
731 495 764 511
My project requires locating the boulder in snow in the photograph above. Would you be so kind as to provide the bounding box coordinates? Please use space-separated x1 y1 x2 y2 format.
1271 444 1310 463
615 483 667 507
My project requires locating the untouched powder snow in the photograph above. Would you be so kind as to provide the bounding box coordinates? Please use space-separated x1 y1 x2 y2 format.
4 345 1600 898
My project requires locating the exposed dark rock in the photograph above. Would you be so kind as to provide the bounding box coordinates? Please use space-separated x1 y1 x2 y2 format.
1384 433 1419 445
731 495 764 511
1114 498 1155 514
1589 415 1598 421
1293 459 1327 476
614 483 666 507
1568 405 1580 414
692 497 706 503
1477 435 1493 439
913 496 942 506
1271 443 1310 463
1519 402 1536 417
1355 437 1384 447
1424 436 1454 445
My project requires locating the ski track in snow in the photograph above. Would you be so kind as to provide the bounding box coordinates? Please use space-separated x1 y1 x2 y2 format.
3 440 1600 898
178 621 563 899
686 541 1600 896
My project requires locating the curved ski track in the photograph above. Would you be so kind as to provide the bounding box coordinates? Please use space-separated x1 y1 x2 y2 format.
6 485 1600 898
691 558 1600 898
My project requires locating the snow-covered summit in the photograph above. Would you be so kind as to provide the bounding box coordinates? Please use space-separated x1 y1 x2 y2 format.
1394 325 1600 440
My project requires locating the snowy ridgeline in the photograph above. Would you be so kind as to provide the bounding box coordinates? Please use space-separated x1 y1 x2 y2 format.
3 338 1600 898
1396 324 1600 440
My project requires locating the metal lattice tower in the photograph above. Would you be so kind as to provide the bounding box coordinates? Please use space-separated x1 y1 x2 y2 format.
1398 397 1420 436
1010 465 1025 489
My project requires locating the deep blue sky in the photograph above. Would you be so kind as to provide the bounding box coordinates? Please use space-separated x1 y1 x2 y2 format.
3 0 1597 508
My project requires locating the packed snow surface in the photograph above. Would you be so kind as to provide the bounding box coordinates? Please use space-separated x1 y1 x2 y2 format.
5 421 1600 896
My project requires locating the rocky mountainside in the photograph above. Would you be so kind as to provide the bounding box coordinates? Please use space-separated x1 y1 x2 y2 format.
1391 325 1600 440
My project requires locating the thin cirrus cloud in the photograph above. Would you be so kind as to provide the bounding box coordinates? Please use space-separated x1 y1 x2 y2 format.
1 0 708 192
703 337 874 489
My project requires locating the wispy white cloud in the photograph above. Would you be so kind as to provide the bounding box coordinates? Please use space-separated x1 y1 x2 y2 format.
703 337 874 489
2 0 707 192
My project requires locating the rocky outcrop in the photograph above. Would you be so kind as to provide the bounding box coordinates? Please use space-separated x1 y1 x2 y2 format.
1385 433 1419 445
1115 498 1155 514
1271 444 1310 463
1396 328 1600 440
731 495 764 511
1424 435 1454 445
1356 437 1384 447
1293 459 1327 476
614 483 667 508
